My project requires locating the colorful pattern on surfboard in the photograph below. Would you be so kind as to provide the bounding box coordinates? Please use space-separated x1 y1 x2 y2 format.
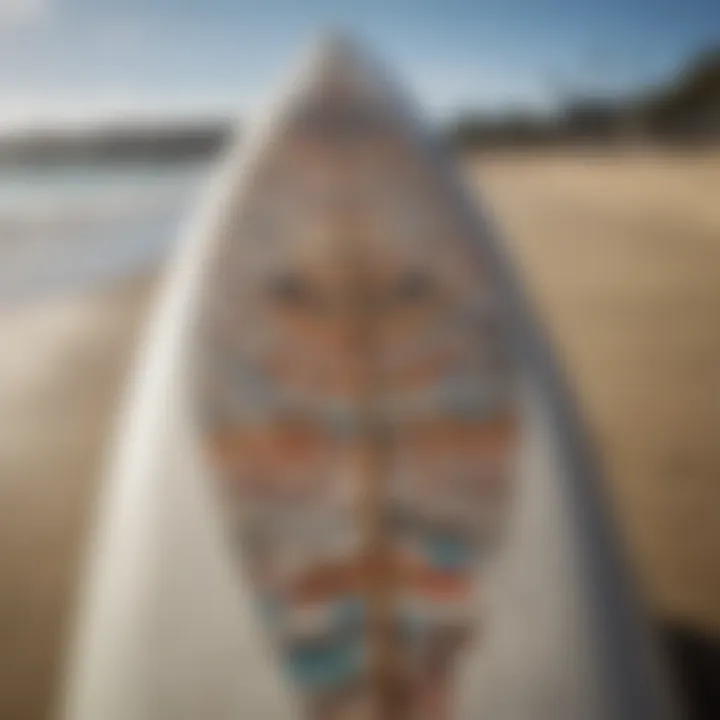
192 38 518 719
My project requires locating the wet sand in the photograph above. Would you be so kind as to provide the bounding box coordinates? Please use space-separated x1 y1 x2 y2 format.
1 149 719 719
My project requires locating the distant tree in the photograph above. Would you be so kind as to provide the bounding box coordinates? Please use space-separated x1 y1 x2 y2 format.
447 46 720 150
641 48 720 138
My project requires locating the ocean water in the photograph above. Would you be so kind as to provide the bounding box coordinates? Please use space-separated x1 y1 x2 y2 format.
0 160 213 302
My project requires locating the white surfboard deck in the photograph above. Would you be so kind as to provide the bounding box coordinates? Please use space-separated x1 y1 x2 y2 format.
61 36 674 720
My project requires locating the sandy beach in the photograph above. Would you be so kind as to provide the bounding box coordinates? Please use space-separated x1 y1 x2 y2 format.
1 149 719 719
472 150 720 636
0 276 157 720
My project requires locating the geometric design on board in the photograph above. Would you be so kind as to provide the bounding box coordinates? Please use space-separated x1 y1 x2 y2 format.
192 34 518 719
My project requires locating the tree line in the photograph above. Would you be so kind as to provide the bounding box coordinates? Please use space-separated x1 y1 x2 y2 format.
447 47 720 150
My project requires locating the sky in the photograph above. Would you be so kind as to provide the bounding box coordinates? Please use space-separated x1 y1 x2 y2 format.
0 0 718 129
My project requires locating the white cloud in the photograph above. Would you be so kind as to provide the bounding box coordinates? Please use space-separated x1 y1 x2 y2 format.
0 0 48 25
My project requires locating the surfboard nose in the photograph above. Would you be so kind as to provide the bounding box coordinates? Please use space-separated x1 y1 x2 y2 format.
276 29 413 139
305 29 369 72
300 30 392 96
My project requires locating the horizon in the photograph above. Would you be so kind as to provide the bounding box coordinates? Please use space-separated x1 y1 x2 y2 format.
0 0 718 132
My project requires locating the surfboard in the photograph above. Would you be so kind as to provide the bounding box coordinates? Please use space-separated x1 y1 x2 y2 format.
189 35 519 720
62 34 676 720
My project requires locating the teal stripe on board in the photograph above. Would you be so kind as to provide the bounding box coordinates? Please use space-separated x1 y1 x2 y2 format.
286 640 363 691
426 536 473 570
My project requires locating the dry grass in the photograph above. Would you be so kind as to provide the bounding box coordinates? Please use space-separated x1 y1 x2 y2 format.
472 149 720 636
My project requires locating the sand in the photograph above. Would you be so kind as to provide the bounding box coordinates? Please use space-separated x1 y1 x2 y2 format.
0 276 156 720
472 149 720 636
0 149 719 720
